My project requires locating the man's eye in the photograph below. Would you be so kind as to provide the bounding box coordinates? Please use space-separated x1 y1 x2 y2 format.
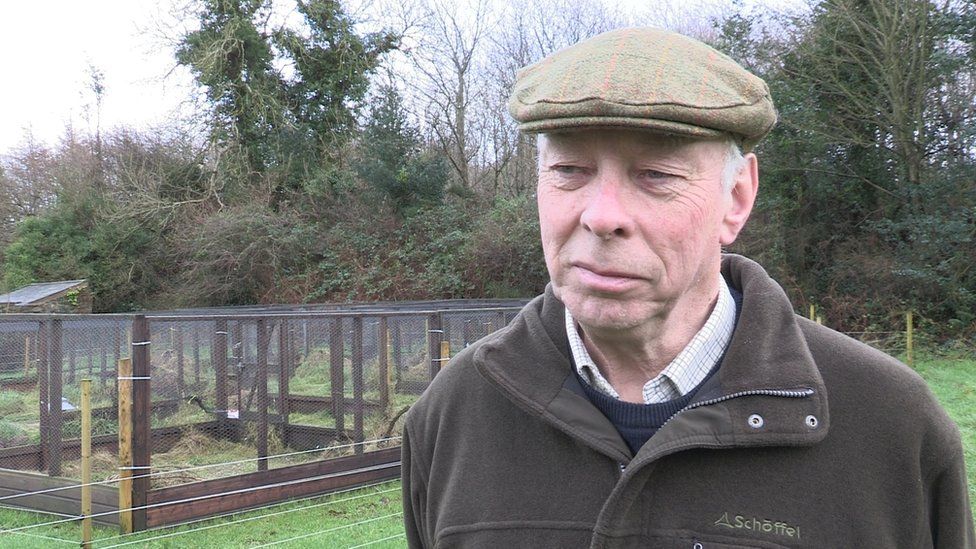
638 169 673 180
550 164 590 176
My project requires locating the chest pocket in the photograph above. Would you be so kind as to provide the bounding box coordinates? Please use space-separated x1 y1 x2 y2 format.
641 531 795 549
684 539 791 549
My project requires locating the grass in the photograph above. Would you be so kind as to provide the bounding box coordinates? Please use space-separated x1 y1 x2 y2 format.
0 480 405 548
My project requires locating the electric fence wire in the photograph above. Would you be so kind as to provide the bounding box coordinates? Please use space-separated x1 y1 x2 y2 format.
93 479 400 545
0 435 402 504
346 532 407 548
92 489 402 549
245 512 404 549
0 502 78 519
0 526 76 545
0 460 399 536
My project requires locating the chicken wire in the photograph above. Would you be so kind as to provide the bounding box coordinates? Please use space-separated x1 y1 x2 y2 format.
0 306 523 489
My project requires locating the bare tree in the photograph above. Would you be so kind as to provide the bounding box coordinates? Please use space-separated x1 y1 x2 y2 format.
0 134 58 227
475 0 627 197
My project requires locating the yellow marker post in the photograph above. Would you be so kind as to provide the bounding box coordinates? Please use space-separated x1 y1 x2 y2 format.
440 341 451 369
81 379 92 549
809 304 816 321
117 358 133 533
24 336 30 376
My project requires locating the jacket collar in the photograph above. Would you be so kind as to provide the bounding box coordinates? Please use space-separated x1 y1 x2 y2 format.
474 254 829 460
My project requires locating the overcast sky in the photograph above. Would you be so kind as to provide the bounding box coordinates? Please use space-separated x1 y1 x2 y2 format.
0 0 803 157
0 1 196 155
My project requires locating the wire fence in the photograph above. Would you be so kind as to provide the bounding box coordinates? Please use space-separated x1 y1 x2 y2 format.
0 300 525 547
0 300 916 548
0 475 406 547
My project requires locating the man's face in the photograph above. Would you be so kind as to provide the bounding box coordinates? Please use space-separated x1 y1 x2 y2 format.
537 129 755 334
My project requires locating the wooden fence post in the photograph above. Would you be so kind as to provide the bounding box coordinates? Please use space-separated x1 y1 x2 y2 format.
213 320 229 426
906 311 914 366
87 332 94 378
68 348 77 385
278 319 290 432
330 318 345 437
48 319 63 477
37 320 49 473
80 378 92 549
256 319 269 472
232 323 244 413
23 335 30 377
440 340 451 368
192 328 201 385
378 317 390 411
112 324 121 386
391 321 403 387
427 314 443 381
100 346 108 388
463 319 473 348
175 326 185 396
352 317 364 455
131 315 151 531
118 358 134 534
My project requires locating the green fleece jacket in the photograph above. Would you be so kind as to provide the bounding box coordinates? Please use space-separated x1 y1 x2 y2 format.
402 255 974 548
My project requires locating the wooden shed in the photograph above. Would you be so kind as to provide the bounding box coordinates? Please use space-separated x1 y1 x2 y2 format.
0 279 92 314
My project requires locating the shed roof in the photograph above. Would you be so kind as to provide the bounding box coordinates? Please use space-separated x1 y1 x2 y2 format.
0 280 87 306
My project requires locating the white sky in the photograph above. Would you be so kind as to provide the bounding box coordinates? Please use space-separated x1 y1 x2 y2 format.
0 1 196 155
0 0 803 157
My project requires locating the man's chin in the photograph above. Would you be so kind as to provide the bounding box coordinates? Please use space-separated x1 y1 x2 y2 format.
564 294 660 333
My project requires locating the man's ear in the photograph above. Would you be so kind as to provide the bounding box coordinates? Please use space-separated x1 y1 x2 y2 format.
719 153 758 246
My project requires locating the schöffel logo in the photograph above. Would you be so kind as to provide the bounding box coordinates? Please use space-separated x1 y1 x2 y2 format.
714 512 802 539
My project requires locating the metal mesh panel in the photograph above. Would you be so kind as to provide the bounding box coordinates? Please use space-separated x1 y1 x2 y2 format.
0 305 526 491
0 316 131 478
0 319 43 473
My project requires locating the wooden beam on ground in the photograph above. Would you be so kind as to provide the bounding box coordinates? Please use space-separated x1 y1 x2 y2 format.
145 448 400 528
0 469 118 526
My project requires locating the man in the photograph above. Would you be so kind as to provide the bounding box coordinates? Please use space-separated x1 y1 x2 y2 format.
401 27 974 548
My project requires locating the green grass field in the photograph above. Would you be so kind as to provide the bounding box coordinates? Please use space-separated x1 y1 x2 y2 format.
0 480 405 548
1 355 973 548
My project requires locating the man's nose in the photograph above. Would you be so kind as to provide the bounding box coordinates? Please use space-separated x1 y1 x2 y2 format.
579 174 633 240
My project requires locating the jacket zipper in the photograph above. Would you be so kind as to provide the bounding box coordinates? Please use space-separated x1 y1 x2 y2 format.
616 388 815 475
617 388 814 475
659 387 815 433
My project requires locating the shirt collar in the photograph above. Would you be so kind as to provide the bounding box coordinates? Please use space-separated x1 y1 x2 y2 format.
565 277 737 404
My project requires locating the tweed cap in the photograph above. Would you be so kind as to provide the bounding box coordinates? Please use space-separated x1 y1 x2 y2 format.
508 27 777 151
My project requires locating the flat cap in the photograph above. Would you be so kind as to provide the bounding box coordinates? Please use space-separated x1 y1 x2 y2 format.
508 27 777 151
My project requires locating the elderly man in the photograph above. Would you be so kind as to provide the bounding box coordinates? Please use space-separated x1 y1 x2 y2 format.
401 28 974 548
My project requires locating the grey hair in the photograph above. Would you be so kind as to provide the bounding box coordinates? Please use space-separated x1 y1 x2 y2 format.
720 140 746 195
536 133 746 195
